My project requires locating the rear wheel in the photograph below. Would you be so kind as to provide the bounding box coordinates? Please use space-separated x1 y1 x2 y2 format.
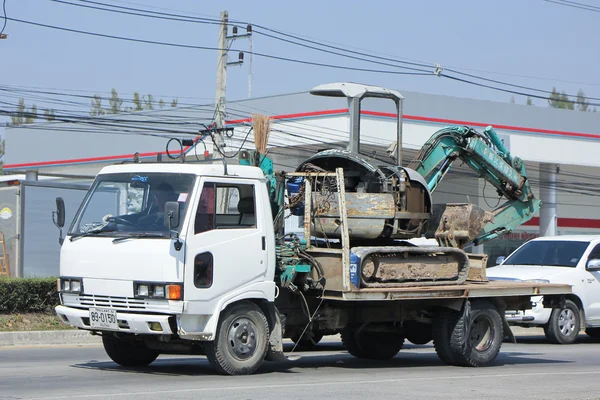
102 336 159 367
403 321 432 345
544 300 580 344
433 309 461 365
205 301 269 375
433 300 503 367
341 326 403 360
290 331 323 348
341 326 366 358
449 300 504 367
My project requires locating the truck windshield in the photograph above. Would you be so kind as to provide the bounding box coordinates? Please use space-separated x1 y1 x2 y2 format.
69 172 196 236
502 240 589 267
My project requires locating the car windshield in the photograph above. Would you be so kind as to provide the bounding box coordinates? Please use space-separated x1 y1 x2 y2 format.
69 172 195 236
502 240 589 267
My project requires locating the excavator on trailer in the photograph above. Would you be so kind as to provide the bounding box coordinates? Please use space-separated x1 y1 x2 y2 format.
54 82 568 375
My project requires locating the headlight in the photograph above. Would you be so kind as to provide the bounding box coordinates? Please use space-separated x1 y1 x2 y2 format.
59 278 83 293
137 284 149 297
153 285 165 297
134 282 181 299
524 279 550 283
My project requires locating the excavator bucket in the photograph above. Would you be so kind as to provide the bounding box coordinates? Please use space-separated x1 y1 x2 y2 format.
428 203 494 249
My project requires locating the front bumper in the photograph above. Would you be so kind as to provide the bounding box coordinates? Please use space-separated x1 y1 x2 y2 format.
505 296 552 326
55 305 175 335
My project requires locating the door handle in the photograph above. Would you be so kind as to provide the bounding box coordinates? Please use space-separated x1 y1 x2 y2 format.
262 236 266 251
588 278 595 283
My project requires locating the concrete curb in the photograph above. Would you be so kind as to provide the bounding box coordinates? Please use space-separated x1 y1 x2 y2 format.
0 330 101 347
0 327 546 348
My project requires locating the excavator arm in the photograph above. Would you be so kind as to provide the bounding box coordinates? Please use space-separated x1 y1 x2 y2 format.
408 125 541 246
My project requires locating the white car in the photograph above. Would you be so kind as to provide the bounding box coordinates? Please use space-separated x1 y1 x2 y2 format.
487 235 600 344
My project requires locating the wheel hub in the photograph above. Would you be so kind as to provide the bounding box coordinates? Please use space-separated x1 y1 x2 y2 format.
558 309 576 336
227 317 257 360
469 315 493 352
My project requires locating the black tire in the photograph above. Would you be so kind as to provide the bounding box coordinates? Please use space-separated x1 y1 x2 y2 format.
341 326 403 360
102 336 159 367
341 326 366 358
290 331 324 348
449 300 504 367
585 327 600 338
205 301 269 375
404 321 433 345
543 300 580 344
433 309 461 365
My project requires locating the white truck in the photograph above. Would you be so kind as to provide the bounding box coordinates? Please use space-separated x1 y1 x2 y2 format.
53 83 571 375
487 235 600 344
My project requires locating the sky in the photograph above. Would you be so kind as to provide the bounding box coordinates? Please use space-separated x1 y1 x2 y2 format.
1 0 599 133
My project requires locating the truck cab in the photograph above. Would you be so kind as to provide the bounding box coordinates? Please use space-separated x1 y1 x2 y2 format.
56 163 276 346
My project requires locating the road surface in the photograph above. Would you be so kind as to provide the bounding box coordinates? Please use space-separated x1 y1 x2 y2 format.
1 333 600 400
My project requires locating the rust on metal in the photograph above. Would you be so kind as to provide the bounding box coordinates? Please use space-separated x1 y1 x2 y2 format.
431 203 494 248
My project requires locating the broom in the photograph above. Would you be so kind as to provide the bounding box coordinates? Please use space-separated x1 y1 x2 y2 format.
252 113 271 155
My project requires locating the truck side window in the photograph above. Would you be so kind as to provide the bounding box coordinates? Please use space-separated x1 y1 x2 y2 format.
195 182 256 234
194 252 213 288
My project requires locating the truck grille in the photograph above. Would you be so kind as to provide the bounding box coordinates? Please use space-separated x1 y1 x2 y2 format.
61 294 174 313
78 294 147 310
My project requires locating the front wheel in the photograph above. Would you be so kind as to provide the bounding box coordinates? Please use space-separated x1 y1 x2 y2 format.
544 300 580 344
205 301 269 375
102 336 159 367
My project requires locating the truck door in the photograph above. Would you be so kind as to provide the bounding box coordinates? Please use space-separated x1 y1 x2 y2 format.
582 243 600 324
183 178 268 312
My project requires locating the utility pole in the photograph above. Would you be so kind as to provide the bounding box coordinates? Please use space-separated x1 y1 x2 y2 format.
213 11 252 154
214 11 229 152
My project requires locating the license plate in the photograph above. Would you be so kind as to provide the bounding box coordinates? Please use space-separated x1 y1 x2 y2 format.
89 307 119 330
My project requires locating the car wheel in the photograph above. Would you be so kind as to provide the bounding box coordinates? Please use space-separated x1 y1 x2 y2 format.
544 299 580 344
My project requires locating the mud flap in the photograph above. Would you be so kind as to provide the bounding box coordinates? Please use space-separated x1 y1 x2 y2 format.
263 303 291 362
503 317 516 343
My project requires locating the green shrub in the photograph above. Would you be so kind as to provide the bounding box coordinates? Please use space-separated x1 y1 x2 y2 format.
0 277 59 313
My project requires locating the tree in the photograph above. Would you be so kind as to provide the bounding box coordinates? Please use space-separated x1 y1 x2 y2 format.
132 92 144 111
90 95 105 116
108 88 123 114
10 99 25 126
158 99 165 109
143 94 154 110
510 96 515 104
25 105 37 124
170 98 178 107
548 87 565 109
43 109 56 121
560 91 574 110
576 89 589 112
526 97 533 106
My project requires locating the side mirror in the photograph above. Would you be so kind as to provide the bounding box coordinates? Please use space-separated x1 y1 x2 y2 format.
587 258 600 271
53 197 66 245
54 197 65 228
164 201 180 229
496 256 506 265
164 201 182 251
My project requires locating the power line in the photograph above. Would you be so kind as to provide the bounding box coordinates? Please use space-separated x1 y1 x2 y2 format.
51 0 600 102
6 16 432 76
543 0 600 13
0 0 6 36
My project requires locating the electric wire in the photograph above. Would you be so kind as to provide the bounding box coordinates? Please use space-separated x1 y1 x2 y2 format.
5 16 432 77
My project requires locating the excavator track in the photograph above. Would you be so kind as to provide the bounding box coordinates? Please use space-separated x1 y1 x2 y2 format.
352 246 470 288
